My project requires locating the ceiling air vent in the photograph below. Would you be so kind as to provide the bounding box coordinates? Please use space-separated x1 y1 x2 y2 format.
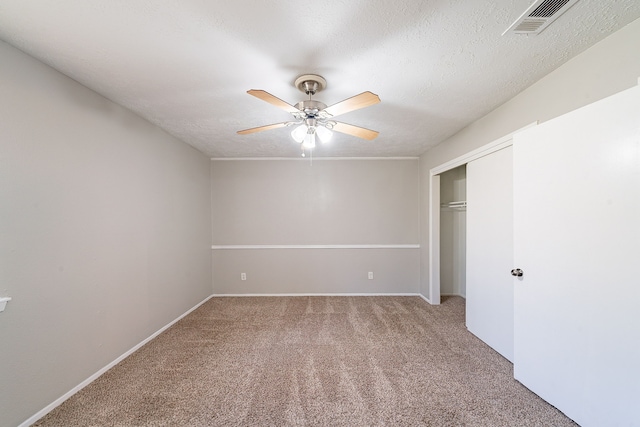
502 0 580 35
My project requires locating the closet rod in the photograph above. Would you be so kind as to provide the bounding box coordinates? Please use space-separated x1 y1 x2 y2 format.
440 201 467 211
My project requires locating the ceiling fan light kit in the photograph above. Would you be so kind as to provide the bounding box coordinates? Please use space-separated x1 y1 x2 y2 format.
237 74 380 157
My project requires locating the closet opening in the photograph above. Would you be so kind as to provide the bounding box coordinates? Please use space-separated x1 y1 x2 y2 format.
427 124 532 305
439 165 466 299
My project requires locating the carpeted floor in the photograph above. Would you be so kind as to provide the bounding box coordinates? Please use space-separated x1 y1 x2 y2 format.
33 296 578 426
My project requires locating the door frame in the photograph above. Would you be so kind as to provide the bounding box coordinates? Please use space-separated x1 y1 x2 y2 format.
426 123 536 304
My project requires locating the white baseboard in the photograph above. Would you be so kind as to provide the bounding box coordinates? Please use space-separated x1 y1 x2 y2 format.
18 294 214 427
211 293 423 297
211 244 420 250
19 292 431 426
418 293 432 304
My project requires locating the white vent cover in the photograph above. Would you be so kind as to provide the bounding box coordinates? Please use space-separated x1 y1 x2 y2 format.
502 0 580 35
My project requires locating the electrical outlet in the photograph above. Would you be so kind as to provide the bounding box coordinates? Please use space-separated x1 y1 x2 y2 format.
368 272 374 280
241 273 246 281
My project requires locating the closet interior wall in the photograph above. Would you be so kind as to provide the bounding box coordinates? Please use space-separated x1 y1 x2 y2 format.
439 165 467 297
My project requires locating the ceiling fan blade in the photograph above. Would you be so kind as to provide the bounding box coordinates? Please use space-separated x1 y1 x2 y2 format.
332 122 379 140
323 91 380 117
247 90 300 114
237 122 290 135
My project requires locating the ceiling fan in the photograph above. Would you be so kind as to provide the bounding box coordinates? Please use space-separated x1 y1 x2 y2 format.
237 74 380 156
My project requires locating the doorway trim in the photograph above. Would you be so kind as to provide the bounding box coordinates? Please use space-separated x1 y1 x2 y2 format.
427 123 536 304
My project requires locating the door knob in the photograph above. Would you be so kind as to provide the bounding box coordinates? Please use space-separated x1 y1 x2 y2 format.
511 268 524 277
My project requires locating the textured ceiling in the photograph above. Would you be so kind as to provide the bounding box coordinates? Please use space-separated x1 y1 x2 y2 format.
1 0 639 158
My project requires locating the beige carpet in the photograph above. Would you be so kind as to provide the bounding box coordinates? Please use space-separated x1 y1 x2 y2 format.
33 296 577 426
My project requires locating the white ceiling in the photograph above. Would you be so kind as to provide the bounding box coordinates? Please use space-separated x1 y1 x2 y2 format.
1 1 639 158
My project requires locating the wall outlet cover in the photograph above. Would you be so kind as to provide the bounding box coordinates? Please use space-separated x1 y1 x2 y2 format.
0 297 11 312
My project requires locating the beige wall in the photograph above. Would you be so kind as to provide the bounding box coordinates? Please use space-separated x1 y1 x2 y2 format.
0 41 212 426
211 159 420 294
419 17 640 296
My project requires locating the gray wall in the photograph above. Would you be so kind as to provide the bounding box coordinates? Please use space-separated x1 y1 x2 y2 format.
0 40 212 427
211 159 420 294
419 17 640 296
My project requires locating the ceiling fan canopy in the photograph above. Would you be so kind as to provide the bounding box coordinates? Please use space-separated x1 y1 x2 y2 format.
237 74 380 156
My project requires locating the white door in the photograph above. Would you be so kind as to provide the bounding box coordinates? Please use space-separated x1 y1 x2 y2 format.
513 85 640 427
466 146 514 362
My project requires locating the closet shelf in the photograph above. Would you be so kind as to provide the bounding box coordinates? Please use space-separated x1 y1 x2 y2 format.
441 201 467 211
